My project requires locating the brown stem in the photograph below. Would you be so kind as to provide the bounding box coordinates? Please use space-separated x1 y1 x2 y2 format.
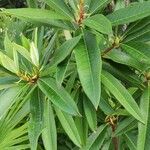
105 116 119 150
111 125 119 150
102 43 116 56
77 0 84 24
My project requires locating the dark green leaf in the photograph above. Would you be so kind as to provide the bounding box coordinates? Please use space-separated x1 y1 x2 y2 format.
38 78 80 116
101 71 144 123
74 31 101 108
107 2 150 25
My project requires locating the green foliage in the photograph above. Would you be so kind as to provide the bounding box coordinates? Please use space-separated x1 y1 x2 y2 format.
0 0 150 149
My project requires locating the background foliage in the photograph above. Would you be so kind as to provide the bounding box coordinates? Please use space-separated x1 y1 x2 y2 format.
0 0 150 150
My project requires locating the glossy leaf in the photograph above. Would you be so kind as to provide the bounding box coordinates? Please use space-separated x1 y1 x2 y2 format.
42 100 57 150
29 88 44 150
0 85 27 119
83 95 97 131
89 0 111 15
3 8 70 22
50 35 81 66
44 0 74 20
121 44 150 65
107 1 150 25
101 71 144 123
55 107 82 147
81 124 107 150
37 78 80 116
74 31 101 108
137 85 150 150
83 14 112 35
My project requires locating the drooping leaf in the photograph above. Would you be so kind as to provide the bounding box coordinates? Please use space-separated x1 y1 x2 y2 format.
83 14 112 35
55 107 82 147
29 88 44 150
107 1 150 25
37 78 80 116
42 100 57 150
0 84 27 119
83 95 97 131
137 85 150 150
124 132 137 150
81 124 107 150
101 71 144 123
74 31 101 108
75 94 88 146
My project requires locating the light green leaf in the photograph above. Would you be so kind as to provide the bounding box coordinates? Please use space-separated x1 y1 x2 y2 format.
42 100 57 150
29 88 44 150
13 42 32 63
37 78 80 116
3 8 70 22
137 85 150 150
107 1 150 25
30 42 39 67
55 107 82 147
83 14 112 35
74 31 101 108
13 49 19 73
101 71 144 123
0 85 27 119
0 51 19 74
4 32 13 58
44 0 74 20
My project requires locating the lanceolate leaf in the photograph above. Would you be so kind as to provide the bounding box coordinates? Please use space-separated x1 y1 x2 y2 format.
50 35 81 66
82 124 107 150
83 14 112 35
137 85 150 150
55 107 82 147
124 133 136 150
74 31 101 109
44 0 74 20
13 43 32 63
101 71 144 123
37 78 80 116
83 95 97 131
89 0 111 15
121 44 150 65
42 100 57 150
3 8 70 22
0 51 19 74
107 1 150 25
29 88 44 150
0 84 27 119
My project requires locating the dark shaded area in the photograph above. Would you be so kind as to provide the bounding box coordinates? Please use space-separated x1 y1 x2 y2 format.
0 0 26 8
